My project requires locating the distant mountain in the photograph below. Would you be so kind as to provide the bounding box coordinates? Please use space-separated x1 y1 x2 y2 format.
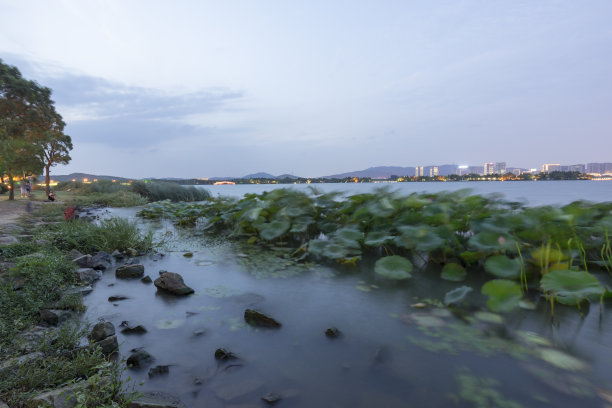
323 166 416 179
48 173 131 182
242 172 275 179
276 174 299 179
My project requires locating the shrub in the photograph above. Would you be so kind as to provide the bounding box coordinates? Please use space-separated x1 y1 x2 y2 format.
132 180 211 202
72 191 148 207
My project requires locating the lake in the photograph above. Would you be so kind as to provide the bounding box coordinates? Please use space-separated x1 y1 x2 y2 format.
83 183 612 407
199 180 612 207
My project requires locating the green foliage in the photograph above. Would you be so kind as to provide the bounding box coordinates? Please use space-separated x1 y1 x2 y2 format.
131 180 211 202
481 280 523 313
374 255 413 280
0 241 40 259
73 191 148 207
441 263 467 282
540 270 605 305
37 217 154 254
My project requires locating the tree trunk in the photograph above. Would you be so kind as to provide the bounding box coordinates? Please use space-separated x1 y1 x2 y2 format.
45 163 51 196
8 169 14 201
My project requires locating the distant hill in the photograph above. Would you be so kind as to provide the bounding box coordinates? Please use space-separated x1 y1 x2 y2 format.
48 173 131 182
323 166 416 179
242 172 276 179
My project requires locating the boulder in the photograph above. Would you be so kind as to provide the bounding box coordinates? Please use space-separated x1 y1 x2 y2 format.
0 352 43 377
128 391 187 408
92 251 112 270
92 335 119 356
214 348 238 361
40 309 73 326
120 321 147 334
325 327 342 338
29 381 86 408
141 275 152 284
127 349 154 368
68 249 83 260
244 309 281 328
262 392 282 405
89 321 116 342
154 272 194 296
73 254 93 268
108 295 129 302
0 235 18 245
116 264 145 279
76 268 101 284
148 365 169 377
111 249 125 259
66 285 93 296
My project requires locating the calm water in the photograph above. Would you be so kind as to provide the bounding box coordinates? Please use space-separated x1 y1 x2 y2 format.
83 184 612 407
200 180 612 206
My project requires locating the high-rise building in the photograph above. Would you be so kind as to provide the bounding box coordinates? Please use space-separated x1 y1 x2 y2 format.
469 166 484 175
429 166 439 177
541 164 561 173
415 166 425 177
484 162 495 175
494 162 506 174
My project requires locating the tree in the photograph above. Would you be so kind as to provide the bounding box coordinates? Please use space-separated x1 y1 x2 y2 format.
1 59 70 199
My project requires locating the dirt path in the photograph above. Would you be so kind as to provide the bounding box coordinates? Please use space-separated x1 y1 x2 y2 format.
0 197 45 227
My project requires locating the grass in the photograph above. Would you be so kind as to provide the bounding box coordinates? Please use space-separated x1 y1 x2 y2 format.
131 180 210 202
37 217 155 254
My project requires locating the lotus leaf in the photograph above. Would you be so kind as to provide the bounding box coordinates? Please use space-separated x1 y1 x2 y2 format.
364 231 395 247
468 231 517 253
538 349 587 371
307 239 328 257
540 270 605 305
441 263 467 282
334 227 363 248
323 243 351 260
374 255 413 280
484 255 522 280
258 220 290 241
444 286 472 306
481 279 522 312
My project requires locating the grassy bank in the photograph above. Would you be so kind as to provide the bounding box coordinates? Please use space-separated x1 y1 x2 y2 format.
0 205 154 407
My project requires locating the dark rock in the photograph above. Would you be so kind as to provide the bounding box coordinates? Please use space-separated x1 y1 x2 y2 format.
325 327 342 338
68 249 83 260
89 321 116 342
0 236 18 245
30 381 88 407
151 253 164 261
76 268 102 284
111 249 125 259
141 275 152 284
244 309 281 328
262 392 282 405
183 252 193 258
40 309 73 326
116 264 145 279
214 348 238 361
127 349 154 368
73 254 93 268
92 335 119 355
128 391 187 408
108 295 129 302
193 329 206 337
186 311 199 317
0 352 43 377
120 321 148 334
154 272 194 296
66 285 93 296
148 365 169 377
92 251 112 270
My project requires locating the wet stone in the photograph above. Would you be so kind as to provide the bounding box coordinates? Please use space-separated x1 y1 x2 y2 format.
92 251 112 270
128 391 187 408
148 365 170 377
127 349 154 368
262 392 282 405
89 321 116 342
325 327 342 338
141 275 152 284
73 254 93 268
215 348 239 361
154 272 194 296
244 309 281 328
40 309 73 326
108 295 129 302
116 264 145 278
92 335 119 356
120 321 148 334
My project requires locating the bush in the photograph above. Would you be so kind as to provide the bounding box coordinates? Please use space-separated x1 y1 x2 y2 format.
73 191 148 207
0 242 40 259
132 180 211 202
38 217 154 254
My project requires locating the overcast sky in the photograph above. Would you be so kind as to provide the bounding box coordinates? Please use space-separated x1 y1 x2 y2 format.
1 1 611 178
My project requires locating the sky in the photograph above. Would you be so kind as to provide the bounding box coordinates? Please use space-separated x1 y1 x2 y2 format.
1 0 611 178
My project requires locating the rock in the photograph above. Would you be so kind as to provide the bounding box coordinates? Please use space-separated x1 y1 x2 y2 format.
116 264 145 279
89 321 116 342
0 235 18 245
92 335 119 355
325 327 342 338
193 329 206 337
148 365 169 377
108 295 129 302
151 253 164 261
120 321 148 334
73 254 93 268
127 349 154 368
262 392 282 405
183 252 193 258
111 249 125 259
92 251 112 270
141 275 152 284
66 285 93 296
29 381 87 408
214 348 238 361
244 309 281 328
0 352 43 377
154 272 194 296
68 249 84 260
0 400 8 408
214 379 264 402
40 309 73 326
128 391 187 408
76 268 102 284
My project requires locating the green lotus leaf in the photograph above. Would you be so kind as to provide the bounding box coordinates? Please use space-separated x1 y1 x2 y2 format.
484 255 522 280
374 255 413 280
538 349 587 371
459 250 487 265
396 225 444 252
481 279 522 312
334 227 363 248
444 286 473 306
468 232 517 253
540 270 605 305
440 263 466 282
323 243 351 260
307 239 328 257
364 231 395 247
258 219 290 241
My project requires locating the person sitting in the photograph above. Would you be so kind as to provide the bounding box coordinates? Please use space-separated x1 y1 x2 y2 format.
48 191 56 201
